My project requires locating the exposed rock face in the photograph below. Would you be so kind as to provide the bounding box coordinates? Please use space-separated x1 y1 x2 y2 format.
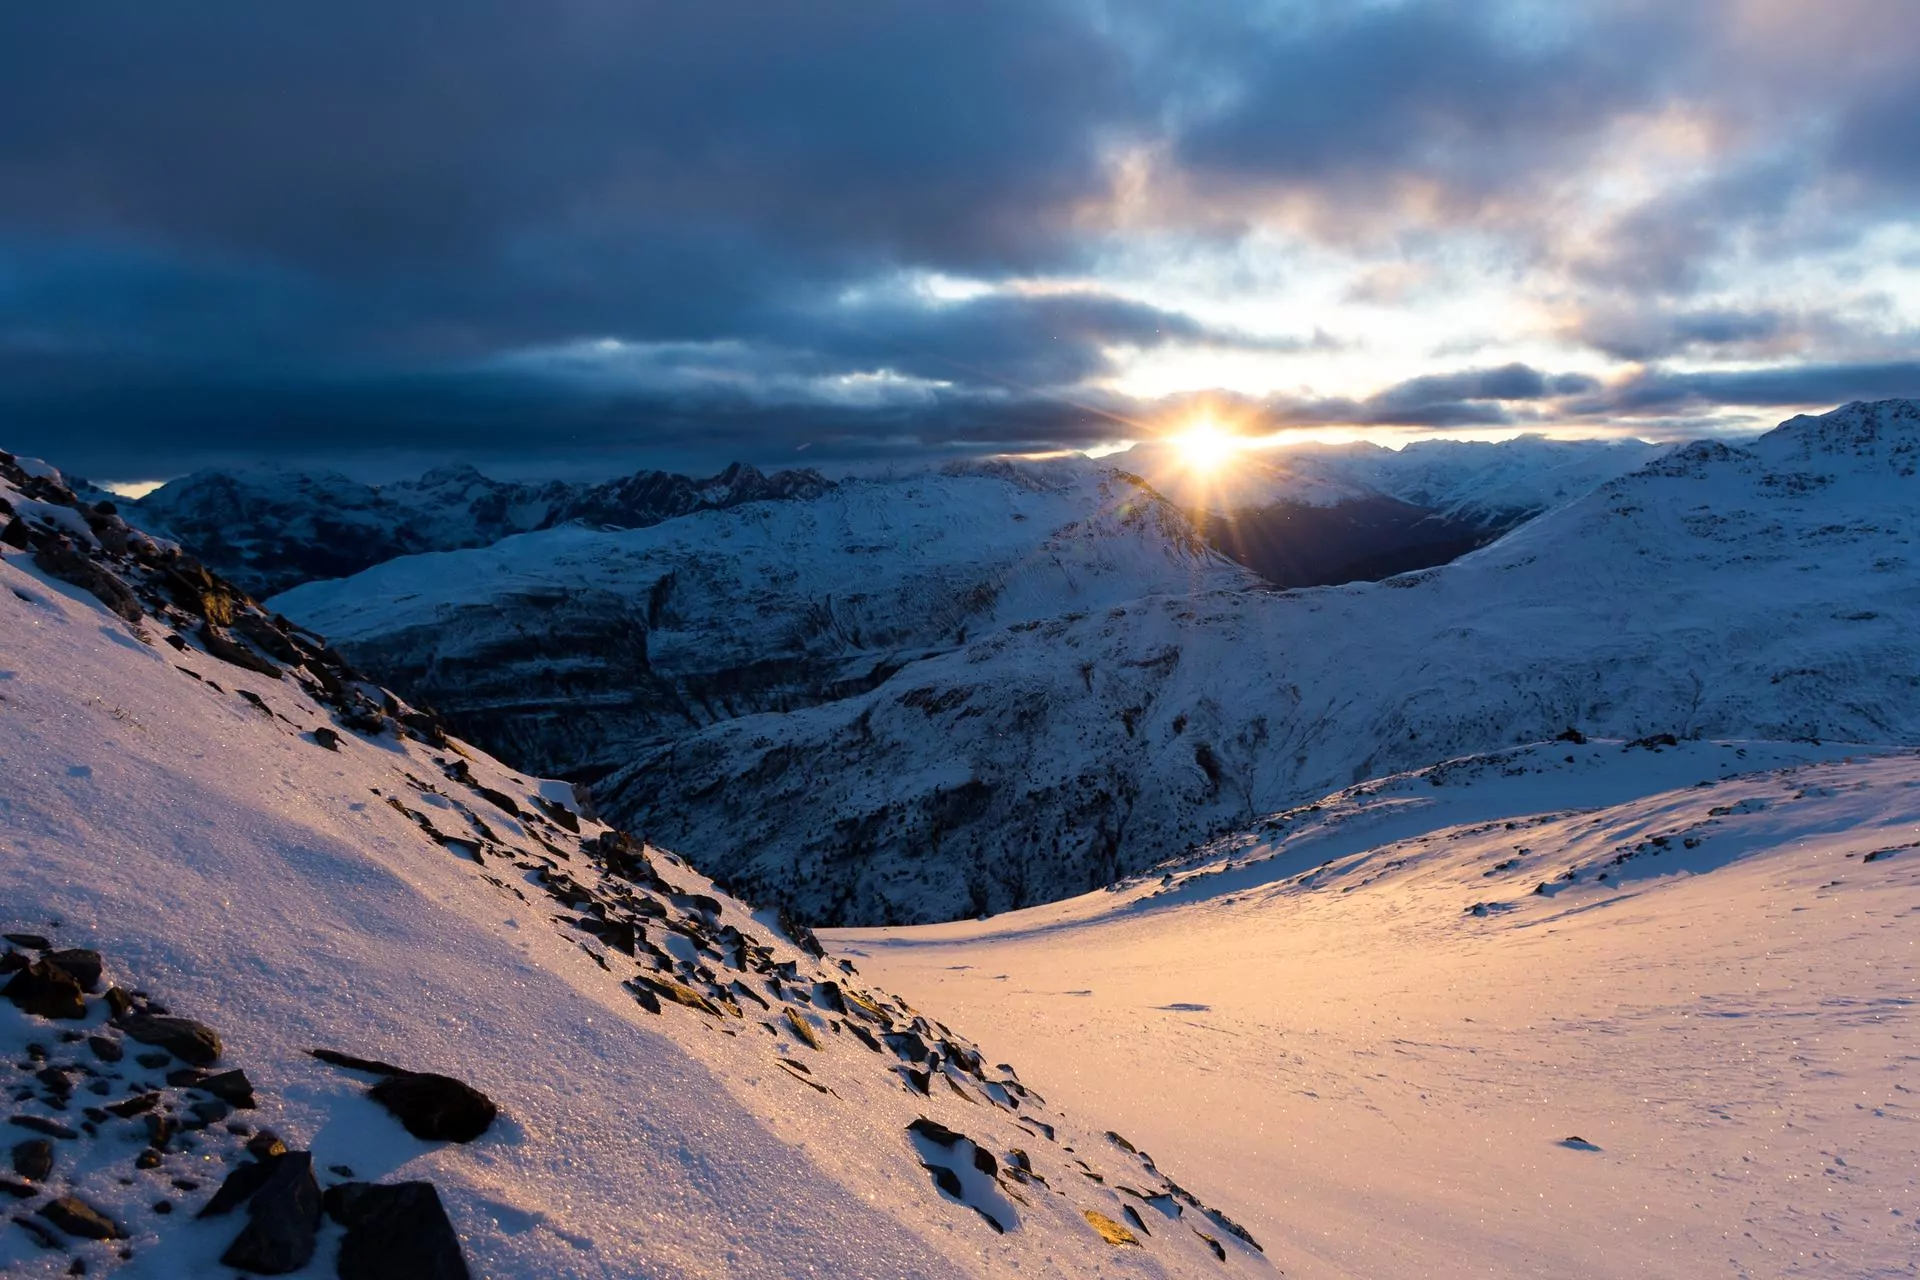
133 460 836 597
218 1151 322 1274
4 961 86 1019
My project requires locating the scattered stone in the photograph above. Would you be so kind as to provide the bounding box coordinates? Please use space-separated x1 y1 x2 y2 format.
325 1180 471 1280
133 1051 170 1070
1560 1136 1602 1152
2 934 52 951
367 1073 498 1143
4 960 87 1019
189 1099 230 1126
37 1195 127 1241
11 1138 53 1181
1084 1208 1140 1246
8 1116 78 1140
0 1177 34 1199
309 1048 403 1076
42 950 102 993
104 1092 159 1119
152 1200 173 1215
86 1036 123 1064
195 1068 257 1107
312 726 342 751
133 1149 163 1170
118 1014 221 1066
247 1131 288 1160
102 988 134 1020
219 1151 321 1274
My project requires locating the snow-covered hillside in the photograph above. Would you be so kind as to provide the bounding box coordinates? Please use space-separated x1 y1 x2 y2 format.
0 451 1261 1277
595 401 1920 924
833 737 1920 1279
132 461 834 597
272 460 1255 785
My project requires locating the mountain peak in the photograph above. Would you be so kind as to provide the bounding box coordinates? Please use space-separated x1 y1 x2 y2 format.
1756 398 1920 472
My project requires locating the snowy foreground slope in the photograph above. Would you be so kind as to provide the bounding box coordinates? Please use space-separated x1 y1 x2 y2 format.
0 453 1260 1277
600 400 1920 924
833 738 1920 1279
274 460 1253 785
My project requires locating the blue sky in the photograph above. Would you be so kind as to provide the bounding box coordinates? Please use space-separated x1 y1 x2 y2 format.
4 1 1919 480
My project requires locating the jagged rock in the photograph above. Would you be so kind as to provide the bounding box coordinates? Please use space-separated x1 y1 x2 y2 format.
325 1180 471 1280
42 949 102 993
2 933 51 951
118 1014 222 1066
4 960 87 1019
312 726 341 751
366 1073 498 1143
37 1195 127 1241
103 1092 160 1119
11 1138 52 1181
199 623 283 678
309 1047 405 1075
219 1151 321 1274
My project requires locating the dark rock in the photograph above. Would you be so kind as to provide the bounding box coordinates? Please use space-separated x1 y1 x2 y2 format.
104 1092 159 1119
246 1131 288 1160
86 1036 122 1064
199 1157 278 1217
199 623 283 678
907 1117 964 1147
312 726 341 751
2 934 51 951
12 1212 61 1249
8 1116 78 1139
144 1113 172 1150
4 961 87 1019
188 1100 230 1126
102 987 134 1019
165 1068 207 1088
0 951 24 975
153 1200 173 1215
11 1138 52 1181
218 1151 321 1274
31 546 143 623
133 1051 170 1069
325 1180 471 1280
196 1069 257 1108
118 1014 221 1066
38 1195 127 1241
42 950 102 993
309 1048 403 1076
134 1149 163 1170
35 1067 73 1099
0 1177 34 1199
367 1072 498 1143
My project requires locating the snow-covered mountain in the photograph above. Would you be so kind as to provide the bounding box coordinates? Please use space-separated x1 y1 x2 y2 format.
1123 434 1666 586
589 401 1920 924
0 449 1262 1277
834 736 1920 1279
130 461 835 597
271 459 1255 786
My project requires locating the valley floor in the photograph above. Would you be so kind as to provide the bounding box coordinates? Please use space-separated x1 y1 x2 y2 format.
832 742 1920 1279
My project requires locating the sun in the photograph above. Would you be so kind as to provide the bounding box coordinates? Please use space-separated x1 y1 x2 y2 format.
1170 418 1241 473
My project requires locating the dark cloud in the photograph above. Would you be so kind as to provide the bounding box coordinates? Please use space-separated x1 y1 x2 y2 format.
4 2 1920 476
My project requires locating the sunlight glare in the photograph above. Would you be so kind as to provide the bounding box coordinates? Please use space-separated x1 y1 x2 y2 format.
1172 418 1240 473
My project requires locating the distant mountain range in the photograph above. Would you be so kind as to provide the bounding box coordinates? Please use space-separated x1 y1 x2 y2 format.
126 460 836 596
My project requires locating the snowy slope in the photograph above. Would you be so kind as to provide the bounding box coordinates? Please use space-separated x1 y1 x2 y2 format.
133 461 834 597
272 461 1256 785
833 737 1920 1280
0 452 1260 1277
596 401 1920 924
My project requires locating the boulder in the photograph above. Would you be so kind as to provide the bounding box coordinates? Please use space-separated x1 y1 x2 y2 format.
218 1151 321 1274
43 949 102 993
325 1181 471 1280
37 1195 127 1241
118 1014 222 1066
10 1138 52 1181
3 961 86 1019
367 1073 498 1143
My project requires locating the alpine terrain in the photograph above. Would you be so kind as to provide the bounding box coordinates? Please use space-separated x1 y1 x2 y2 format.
0 449 1264 1277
